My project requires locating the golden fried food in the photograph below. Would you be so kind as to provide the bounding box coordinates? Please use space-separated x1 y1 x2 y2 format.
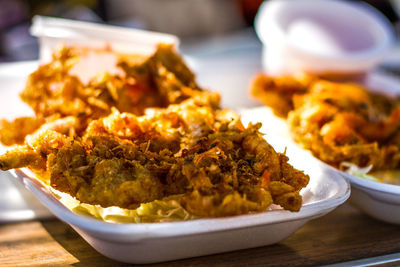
250 73 315 117
251 74 400 171
0 117 44 145
12 45 218 139
0 45 309 218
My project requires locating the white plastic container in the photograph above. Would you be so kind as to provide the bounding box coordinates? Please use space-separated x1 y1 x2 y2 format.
30 16 179 63
0 57 350 264
255 0 395 76
0 68 351 262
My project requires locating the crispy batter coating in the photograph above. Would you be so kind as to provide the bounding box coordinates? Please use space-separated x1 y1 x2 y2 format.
0 145 45 170
0 46 309 217
251 74 400 170
0 108 308 215
0 117 44 145
5 44 218 144
250 73 314 117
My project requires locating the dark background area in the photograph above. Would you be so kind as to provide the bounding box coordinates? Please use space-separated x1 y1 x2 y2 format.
0 0 398 62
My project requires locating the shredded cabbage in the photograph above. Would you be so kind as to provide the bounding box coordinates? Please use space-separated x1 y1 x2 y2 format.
340 162 380 182
55 190 198 223
340 162 400 185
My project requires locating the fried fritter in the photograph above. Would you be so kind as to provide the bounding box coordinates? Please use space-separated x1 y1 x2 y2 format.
0 45 309 218
0 107 308 215
2 44 217 144
0 117 44 145
251 74 400 170
250 73 314 117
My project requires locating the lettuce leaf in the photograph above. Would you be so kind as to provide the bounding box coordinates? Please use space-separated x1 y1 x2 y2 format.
340 162 380 182
55 191 198 223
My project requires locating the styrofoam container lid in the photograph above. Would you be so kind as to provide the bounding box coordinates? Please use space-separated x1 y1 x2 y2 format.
255 0 395 75
31 16 179 63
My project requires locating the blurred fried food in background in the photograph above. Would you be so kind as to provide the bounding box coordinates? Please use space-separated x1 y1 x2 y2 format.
251 73 400 171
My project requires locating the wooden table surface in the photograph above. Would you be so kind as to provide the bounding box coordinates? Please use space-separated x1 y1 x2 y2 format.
1 202 400 267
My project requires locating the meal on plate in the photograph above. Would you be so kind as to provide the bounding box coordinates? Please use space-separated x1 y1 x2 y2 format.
251 73 400 184
0 45 309 222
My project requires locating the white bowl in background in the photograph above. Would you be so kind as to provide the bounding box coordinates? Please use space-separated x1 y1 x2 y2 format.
30 16 179 63
255 0 395 76
340 170 400 224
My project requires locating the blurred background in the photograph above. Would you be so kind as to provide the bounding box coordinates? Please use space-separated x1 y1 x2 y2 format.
0 0 399 62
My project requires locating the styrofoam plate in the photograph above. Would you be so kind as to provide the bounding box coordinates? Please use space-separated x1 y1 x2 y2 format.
0 63 349 263
8 151 349 263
